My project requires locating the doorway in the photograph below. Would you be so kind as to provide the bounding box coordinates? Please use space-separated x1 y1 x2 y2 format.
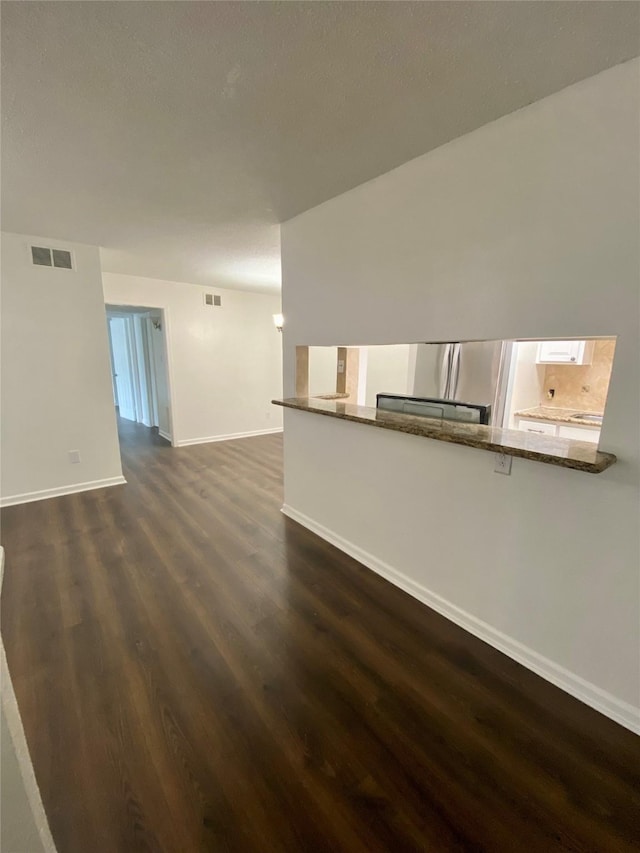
106 305 173 443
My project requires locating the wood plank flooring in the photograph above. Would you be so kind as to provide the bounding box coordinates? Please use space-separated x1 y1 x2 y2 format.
1 418 639 852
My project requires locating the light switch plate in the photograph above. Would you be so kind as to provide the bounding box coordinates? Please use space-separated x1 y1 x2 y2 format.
494 453 512 475
69 450 81 464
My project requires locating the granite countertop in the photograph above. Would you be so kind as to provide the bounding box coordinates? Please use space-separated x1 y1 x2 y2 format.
273 398 616 474
514 406 604 426
311 392 350 400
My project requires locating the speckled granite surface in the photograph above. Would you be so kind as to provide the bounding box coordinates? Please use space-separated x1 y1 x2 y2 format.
311 392 350 400
273 398 616 474
514 406 604 426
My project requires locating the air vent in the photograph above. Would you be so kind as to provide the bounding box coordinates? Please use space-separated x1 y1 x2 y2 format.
204 293 221 307
31 246 52 266
52 249 73 269
31 246 74 270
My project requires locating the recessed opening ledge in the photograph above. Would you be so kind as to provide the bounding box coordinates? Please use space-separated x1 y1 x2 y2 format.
272 397 617 474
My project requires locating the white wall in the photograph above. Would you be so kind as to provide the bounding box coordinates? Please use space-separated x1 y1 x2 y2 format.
280 60 640 731
131 314 152 428
308 346 337 396
1 708 49 853
364 344 413 407
412 343 440 397
1 551 56 853
1 232 123 504
102 273 283 446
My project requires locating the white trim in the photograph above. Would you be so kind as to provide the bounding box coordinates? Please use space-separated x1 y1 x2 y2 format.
281 504 640 735
0 476 126 508
158 429 172 442
1 548 58 852
176 428 283 448
159 307 177 446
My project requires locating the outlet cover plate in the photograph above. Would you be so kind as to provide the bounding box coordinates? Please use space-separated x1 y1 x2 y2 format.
494 453 512 475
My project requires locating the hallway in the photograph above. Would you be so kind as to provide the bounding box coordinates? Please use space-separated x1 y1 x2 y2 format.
1 421 638 852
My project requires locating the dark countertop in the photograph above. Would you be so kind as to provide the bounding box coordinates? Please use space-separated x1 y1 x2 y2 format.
273 397 616 474
514 406 604 426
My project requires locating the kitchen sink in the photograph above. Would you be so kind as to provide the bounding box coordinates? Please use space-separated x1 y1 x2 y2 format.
570 413 603 424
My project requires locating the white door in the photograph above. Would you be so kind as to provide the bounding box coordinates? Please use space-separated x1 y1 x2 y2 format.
109 317 136 422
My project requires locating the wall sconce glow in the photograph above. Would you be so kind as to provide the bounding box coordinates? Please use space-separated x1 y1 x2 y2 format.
273 313 284 332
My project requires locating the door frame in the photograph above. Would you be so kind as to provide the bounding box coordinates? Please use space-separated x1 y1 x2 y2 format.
105 303 177 446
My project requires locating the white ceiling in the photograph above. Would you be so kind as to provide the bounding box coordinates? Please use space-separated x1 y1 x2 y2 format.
2 2 638 293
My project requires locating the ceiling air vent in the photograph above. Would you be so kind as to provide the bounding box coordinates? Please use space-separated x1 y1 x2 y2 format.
31 246 74 270
204 293 221 307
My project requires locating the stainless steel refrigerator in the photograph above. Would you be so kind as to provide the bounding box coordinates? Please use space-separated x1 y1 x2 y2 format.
410 340 512 426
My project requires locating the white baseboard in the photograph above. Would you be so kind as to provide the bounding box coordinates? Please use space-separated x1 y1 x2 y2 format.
0 476 127 508
176 427 283 448
282 504 640 735
158 429 172 442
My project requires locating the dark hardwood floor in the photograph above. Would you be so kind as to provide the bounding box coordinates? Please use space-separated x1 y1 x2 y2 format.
1 418 638 852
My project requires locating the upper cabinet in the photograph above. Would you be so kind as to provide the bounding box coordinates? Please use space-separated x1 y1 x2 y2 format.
536 340 594 365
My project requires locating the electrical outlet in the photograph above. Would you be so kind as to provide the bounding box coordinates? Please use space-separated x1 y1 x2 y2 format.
337 360 345 373
494 453 512 475
69 450 81 464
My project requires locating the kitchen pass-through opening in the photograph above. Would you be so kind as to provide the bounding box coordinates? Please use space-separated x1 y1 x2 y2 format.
301 338 617 447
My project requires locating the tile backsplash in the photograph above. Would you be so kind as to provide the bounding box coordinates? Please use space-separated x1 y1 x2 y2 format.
543 339 616 413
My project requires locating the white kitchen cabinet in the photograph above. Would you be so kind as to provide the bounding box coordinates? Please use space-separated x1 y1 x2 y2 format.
515 418 557 436
557 424 600 444
536 340 594 365
515 416 601 445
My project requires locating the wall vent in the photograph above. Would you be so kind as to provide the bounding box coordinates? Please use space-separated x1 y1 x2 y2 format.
204 293 221 307
31 246 74 270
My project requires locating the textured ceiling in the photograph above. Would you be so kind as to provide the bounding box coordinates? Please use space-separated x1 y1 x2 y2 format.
2 2 639 292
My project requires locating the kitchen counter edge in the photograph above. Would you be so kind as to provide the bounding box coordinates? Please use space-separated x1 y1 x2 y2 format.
273 398 616 474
